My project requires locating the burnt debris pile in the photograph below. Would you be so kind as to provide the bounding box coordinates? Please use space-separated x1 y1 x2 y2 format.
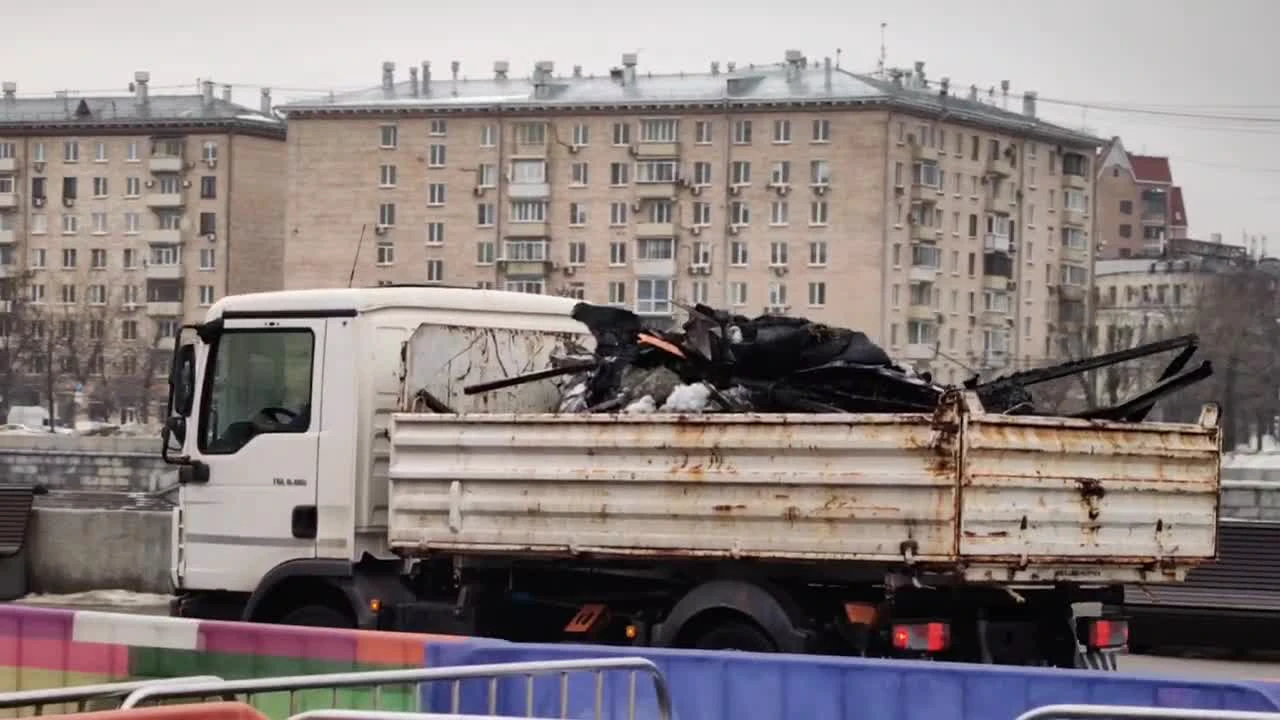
463 302 1214 421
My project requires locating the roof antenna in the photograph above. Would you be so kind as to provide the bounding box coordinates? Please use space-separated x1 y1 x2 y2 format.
835 48 843 70
347 224 367 288
876 22 887 78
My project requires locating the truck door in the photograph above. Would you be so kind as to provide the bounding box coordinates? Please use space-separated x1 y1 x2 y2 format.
179 317 326 593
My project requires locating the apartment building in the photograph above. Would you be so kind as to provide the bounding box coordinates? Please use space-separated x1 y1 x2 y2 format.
281 53 1100 382
1094 137 1189 259
0 72 286 422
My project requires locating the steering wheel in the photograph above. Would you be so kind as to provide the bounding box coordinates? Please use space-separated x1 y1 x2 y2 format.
256 406 298 424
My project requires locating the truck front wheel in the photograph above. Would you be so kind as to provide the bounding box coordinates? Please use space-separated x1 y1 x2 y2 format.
689 618 778 653
279 604 355 629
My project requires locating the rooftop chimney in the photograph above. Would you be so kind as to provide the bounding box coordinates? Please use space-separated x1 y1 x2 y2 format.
726 61 736 73
823 57 832 90
784 49 804 83
221 84 232 102
890 68 903 88
1211 232 1223 244
913 61 925 88
381 62 395 91
450 61 460 81
621 53 638 86
710 61 720 76
201 80 214 104
494 60 509 80
968 84 978 101
572 65 583 79
939 77 950 97
422 62 432 95
260 88 272 115
409 66 419 97
1022 90 1038 118
133 71 150 106
2 82 15 100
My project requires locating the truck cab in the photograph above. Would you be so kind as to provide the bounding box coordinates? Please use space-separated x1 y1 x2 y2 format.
162 286 588 625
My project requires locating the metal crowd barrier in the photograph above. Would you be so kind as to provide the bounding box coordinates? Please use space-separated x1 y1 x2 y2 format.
1017 705 1280 720
292 712 561 720
119 658 672 720
0 676 225 716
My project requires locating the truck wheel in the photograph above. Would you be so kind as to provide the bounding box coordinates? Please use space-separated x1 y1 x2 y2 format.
693 620 778 653
279 604 355 629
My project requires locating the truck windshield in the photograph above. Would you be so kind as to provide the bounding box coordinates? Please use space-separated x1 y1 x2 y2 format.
198 329 314 454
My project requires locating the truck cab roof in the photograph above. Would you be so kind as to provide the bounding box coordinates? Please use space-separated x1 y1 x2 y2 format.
202 285 584 323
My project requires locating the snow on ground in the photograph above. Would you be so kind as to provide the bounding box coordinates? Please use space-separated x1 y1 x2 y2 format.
14 589 171 608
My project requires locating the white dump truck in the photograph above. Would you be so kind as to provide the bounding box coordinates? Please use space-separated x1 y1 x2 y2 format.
162 286 1222 669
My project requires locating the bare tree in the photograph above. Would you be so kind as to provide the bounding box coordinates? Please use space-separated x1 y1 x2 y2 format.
0 269 43 420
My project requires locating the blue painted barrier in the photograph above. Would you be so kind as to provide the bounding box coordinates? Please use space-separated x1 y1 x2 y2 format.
421 640 1280 720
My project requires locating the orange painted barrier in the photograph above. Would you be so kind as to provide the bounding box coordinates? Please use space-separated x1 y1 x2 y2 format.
31 702 267 720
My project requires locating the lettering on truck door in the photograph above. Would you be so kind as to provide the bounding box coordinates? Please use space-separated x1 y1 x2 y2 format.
179 318 326 592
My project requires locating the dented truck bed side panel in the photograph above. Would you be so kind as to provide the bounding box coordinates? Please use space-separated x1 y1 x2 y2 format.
386 400 1221 581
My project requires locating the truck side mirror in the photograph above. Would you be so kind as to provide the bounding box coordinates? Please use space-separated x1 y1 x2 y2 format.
171 344 196 417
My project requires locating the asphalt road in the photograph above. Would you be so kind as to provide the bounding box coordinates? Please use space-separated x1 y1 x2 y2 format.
13 595 1280 683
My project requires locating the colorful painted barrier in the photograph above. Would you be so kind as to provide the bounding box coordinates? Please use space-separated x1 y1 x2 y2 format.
7 603 1280 720
422 640 1280 720
0 605 462 718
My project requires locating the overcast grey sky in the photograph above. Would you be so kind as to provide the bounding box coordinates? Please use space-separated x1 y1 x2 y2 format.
5 0 1277 247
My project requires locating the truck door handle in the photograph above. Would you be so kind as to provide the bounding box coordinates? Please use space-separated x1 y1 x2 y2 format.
291 505 317 539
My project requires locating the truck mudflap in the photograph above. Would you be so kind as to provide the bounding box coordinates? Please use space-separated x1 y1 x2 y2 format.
387 392 1221 582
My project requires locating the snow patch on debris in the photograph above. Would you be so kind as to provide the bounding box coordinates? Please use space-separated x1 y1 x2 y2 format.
623 395 658 414
660 383 714 413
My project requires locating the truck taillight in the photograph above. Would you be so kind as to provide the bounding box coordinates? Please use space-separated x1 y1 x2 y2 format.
1080 618 1129 650
891 622 950 652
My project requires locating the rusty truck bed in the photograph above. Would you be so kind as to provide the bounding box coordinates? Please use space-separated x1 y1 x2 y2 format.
386 393 1221 584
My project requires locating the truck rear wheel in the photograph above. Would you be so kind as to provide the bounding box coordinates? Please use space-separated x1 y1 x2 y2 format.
692 620 778 653
279 604 355 629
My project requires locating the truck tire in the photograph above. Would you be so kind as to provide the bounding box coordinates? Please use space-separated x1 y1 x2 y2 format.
279 604 355 629
692 620 778 653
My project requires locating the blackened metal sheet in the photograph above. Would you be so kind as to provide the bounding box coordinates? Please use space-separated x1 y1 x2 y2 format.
1126 519 1280 610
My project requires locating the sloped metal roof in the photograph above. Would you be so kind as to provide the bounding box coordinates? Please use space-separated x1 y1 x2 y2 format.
0 94 284 137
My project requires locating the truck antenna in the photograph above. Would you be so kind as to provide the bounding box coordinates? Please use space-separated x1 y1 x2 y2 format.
348 224 367 288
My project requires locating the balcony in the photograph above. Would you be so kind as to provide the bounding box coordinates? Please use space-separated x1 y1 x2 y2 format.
910 183 941 201
0 193 15 209
146 192 184 209
0 229 13 245
1061 208 1087 227
984 195 1012 215
910 223 941 243
1061 173 1088 191
904 343 935 361
983 233 1011 254
984 351 1009 370
149 156 184 173
0 265 11 279
0 158 15 173
504 222 549 238
909 256 941 284
1058 283 1086 302
637 183 678 200
906 303 935 321
634 142 679 159
635 259 677 277
983 275 1010 291
1061 244 1089 263
636 221 676 238
1141 211 1167 225
157 336 176 352
145 229 183 245
0 300 11 314
146 300 183 316
510 141 547 158
508 182 550 200
145 263 184 281
909 141 937 161
985 154 1014 178
499 259 552 276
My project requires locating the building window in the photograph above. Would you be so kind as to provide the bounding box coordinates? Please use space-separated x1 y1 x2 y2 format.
570 162 588 186
199 176 215 198
425 259 444 283
772 119 791 144
568 241 586 266
378 203 396 226
808 282 827 307
379 164 397 187
732 120 752 145
810 160 832 186
202 142 218 163
199 286 215 306
90 249 107 269
379 125 398 148
124 212 140 234
635 278 672 315
426 222 444 245
609 241 627 266
475 241 495 265
476 203 495 226
427 183 446 206
637 238 674 261
511 159 546 184
770 201 789 226
569 203 587 226
571 124 589 147
611 123 631 146
510 200 547 223
63 141 79 163
693 162 712 186
728 282 747 307
812 119 831 143
199 248 216 270
769 161 789 186
62 215 79 235
694 121 712 144
608 281 627 305
427 144 447 167
640 119 678 143
768 283 788 308
809 201 829 226
691 242 711 266
692 202 711 226
93 142 108 162
1119 200 1133 215
376 243 394 265
92 177 108 197
1119 224 1132 238
729 201 750 226
477 164 497 188
609 163 630 186
609 202 628 226
480 125 496 147
91 213 108 234
428 118 447 136
808 241 828 266
636 160 677 184
769 241 789 266
199 212 216 235
730 241 748 267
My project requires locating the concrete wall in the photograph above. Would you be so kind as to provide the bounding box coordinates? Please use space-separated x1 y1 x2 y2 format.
27 508 172 594
0 434 172 493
